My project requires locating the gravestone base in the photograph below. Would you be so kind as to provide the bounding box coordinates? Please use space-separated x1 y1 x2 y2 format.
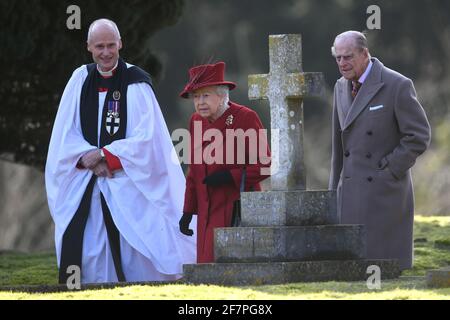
241 190 337 226
182 188 402 286
183 259 400 286
426 267 450 288
214 225 366 262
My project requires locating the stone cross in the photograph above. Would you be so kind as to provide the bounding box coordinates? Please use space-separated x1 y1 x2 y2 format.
248 34 324 191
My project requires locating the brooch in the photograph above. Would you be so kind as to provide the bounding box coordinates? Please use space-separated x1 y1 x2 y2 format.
225 114 234 126
113 90 121 101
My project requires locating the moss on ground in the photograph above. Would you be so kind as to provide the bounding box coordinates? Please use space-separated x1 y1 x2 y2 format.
0 251 58 286
402 216 450 276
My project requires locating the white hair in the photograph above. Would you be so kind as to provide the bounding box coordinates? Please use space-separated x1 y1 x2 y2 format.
214 85 230 106
87 19 121 43
188 85 230 106
331 30 369 56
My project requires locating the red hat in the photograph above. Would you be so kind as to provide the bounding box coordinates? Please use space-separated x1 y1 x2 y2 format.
179 62 236 98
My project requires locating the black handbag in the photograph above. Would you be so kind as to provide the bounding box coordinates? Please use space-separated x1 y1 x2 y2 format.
231 169 246 227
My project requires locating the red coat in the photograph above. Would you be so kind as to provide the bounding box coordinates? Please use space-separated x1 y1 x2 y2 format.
183 102 271 263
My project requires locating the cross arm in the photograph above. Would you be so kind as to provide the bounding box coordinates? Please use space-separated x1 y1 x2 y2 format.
285 72 325 98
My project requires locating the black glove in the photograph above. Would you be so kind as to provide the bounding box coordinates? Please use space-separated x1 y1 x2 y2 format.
202 170 233 187
179 213 194 236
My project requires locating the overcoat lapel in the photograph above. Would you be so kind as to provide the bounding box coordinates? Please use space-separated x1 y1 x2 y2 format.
337 81 353 129
343 58 385 130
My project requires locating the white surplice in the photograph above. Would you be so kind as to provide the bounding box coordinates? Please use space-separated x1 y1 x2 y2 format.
45 64 196 283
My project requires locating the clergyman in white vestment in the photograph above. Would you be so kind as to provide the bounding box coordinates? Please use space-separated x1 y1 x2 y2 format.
45 19 196 284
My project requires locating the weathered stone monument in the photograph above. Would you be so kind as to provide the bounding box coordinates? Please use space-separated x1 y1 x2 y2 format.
426 267 450 288
183 34 400 285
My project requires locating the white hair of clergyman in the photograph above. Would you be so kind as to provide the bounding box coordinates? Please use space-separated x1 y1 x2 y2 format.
331 30 369 57
87 18 121 43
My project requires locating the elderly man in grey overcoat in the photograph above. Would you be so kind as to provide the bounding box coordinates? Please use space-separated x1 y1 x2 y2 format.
329 31 431 270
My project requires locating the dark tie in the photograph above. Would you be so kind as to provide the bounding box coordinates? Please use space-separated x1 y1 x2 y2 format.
351 81 362 99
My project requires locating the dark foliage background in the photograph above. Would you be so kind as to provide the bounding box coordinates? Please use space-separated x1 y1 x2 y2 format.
0 0 183 169
0 0 448 214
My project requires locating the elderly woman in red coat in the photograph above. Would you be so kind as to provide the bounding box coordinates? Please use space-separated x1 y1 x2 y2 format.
178 61 271 263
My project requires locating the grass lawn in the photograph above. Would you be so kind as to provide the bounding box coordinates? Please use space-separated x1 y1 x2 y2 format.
0 215 449 300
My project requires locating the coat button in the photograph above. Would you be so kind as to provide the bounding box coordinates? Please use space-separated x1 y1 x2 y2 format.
366 130 373 136
344 151 350 157
367 176 373 182
366 152 372 159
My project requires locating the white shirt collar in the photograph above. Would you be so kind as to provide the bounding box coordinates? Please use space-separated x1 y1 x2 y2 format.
358 59 373 84
96 60 118 77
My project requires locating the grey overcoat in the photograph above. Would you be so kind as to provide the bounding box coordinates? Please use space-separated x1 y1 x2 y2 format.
329 58 431 270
